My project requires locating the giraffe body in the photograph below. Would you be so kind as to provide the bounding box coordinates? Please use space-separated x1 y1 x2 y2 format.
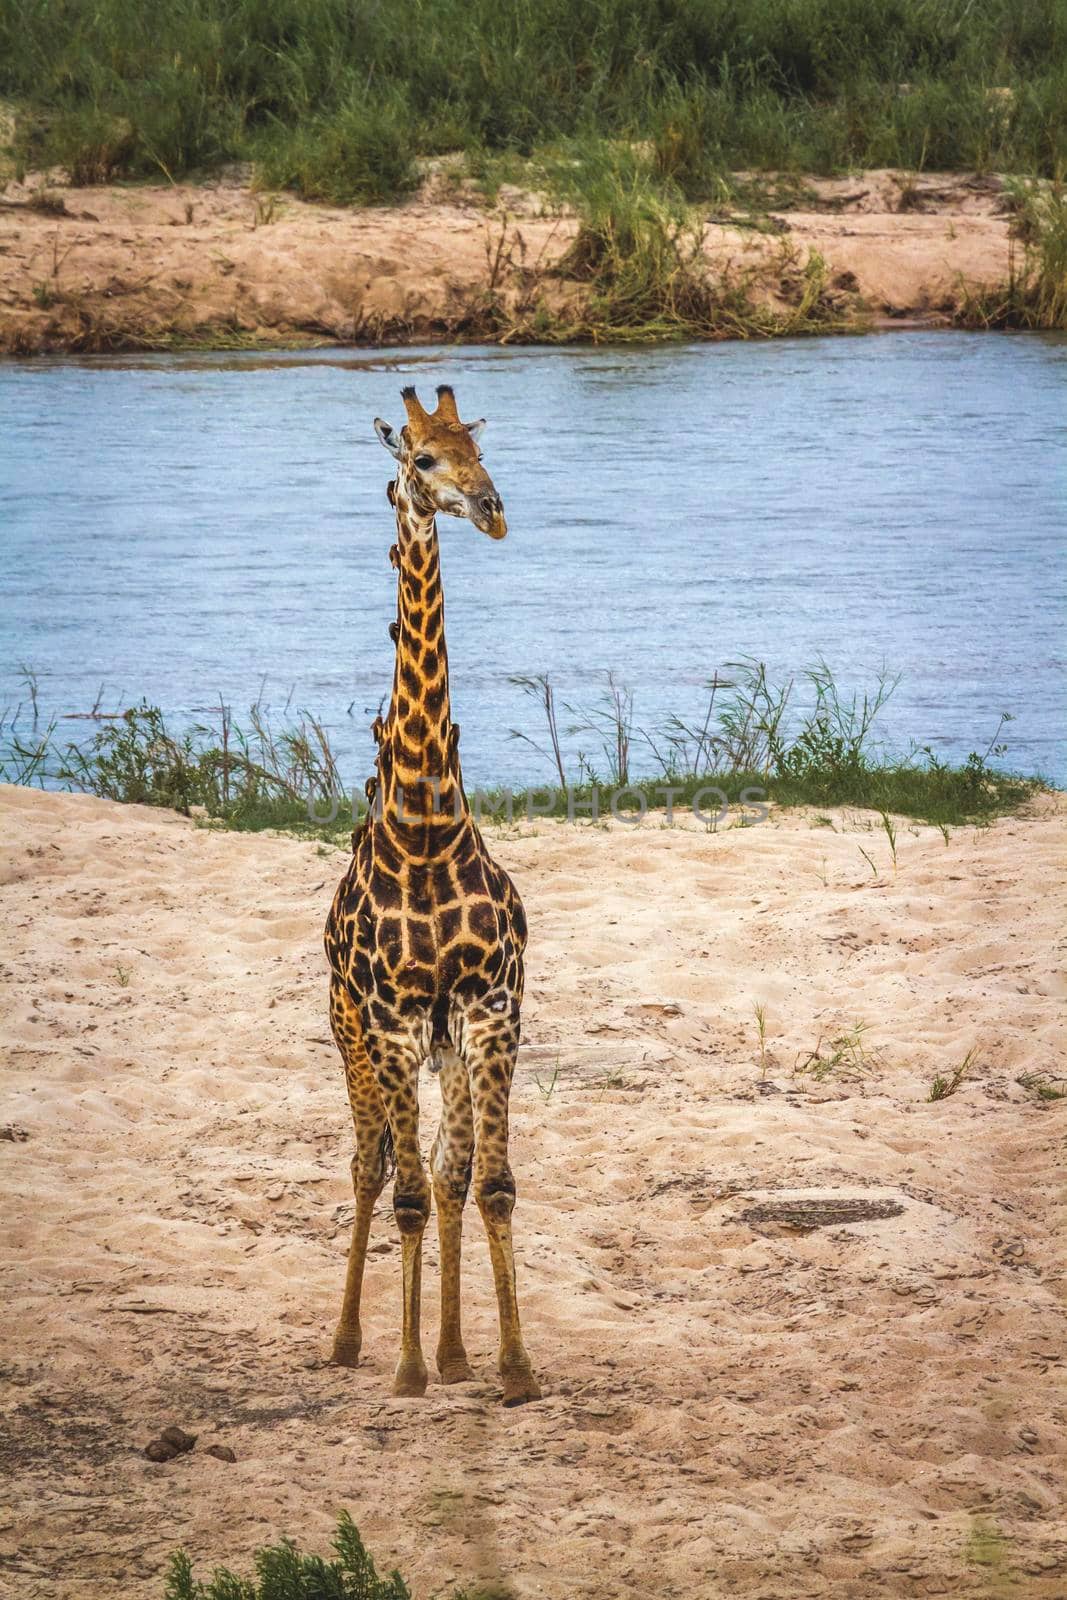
323 385 539 1405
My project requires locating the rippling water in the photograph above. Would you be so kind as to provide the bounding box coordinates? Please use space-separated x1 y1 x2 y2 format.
1 332 1065 789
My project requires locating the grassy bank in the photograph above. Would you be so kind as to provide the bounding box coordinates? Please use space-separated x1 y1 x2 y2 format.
2 0 1065 203
1 662 1044 841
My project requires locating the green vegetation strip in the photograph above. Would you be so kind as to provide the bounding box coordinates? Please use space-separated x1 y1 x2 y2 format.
3 0 1065 199
2 660 1044 839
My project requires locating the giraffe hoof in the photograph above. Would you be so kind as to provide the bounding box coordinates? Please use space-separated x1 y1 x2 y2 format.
501 1371 541 1407
330 1336 362 1369
392 1358 428 1398
438 1357 475 1385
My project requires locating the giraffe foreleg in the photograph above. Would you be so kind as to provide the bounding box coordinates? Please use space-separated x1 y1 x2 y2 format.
430 1045 475 1384
465 1018 540 1407
329 980 389 1369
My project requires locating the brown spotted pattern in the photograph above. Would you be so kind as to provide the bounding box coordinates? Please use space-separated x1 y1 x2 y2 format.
323 386 540 1405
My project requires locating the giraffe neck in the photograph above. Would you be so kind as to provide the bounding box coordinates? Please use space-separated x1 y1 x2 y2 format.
376 472 467 829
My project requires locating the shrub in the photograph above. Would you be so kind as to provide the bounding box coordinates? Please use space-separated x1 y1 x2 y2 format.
164 1512 411 1600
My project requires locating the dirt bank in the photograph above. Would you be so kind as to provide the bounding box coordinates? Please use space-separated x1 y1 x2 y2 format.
0 168 1016 354
1 785 1064 1597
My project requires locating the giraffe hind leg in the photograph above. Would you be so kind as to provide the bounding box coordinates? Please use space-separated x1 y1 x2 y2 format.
329 978 390 1369
465 1018 540 1406
360 1027 432 1398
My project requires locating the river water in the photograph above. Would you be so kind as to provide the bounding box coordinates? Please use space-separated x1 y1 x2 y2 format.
1 332 1064 790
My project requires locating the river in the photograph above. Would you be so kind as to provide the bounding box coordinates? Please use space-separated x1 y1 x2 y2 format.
2 332 1064 789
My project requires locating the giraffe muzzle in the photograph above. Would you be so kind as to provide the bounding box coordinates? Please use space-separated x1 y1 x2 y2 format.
472 492 507 540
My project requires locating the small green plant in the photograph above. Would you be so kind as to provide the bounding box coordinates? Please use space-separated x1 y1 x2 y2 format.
650 86 729 200
17 663 40 722
857 845 879 878
879 809 899 870
164 1512 411 1600
513 659 1039 828
533 1055 561 1100
937 822 951 845
582 1070 631 1094
25 105 138 185
894 173 922 212
115 964 131 988
32 281 56 309
753 1002 768 1076
1015 1072 1066 1102
794 1022 872 1081
929 1047 978 1101
24 190 69 216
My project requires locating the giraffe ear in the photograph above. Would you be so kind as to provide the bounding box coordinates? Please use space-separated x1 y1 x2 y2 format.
374 417 402 458
465 418 486 442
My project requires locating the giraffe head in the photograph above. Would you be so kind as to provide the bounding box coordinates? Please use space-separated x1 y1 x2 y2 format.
374 385 507 541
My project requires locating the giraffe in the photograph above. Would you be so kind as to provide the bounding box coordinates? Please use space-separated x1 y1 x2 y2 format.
323 383 541 1407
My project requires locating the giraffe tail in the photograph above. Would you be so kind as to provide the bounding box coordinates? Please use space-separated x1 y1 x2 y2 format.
379 1121 396 1181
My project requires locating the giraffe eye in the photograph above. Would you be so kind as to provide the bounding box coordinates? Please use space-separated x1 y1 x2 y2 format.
413 454 435 471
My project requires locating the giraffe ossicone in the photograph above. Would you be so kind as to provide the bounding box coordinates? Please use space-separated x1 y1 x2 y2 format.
323 384 540 1406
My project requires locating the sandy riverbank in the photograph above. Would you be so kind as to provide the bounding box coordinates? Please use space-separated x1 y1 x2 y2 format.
0 168 1017 354
1 785 1064 1597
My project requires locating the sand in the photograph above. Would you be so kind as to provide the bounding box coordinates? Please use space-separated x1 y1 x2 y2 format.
0 168 1015 353
1 784 1064 1598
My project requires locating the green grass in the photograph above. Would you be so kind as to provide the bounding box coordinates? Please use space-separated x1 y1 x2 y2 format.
254 88 419 207
1 660 1045 840
928 1046 978 1100
479 758 1038 828
2 0 1065 205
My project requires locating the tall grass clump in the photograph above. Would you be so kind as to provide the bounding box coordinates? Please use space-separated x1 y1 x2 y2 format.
958 180 1067 329
541 142 843 340
1 0 1066 195
0 700 344 833
503 659 1042 827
